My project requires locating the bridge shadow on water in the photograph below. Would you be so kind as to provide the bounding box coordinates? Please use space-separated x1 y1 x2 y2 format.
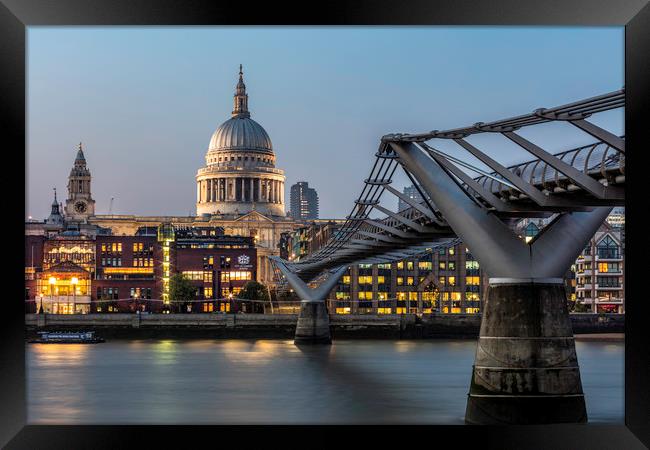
293 341 468 424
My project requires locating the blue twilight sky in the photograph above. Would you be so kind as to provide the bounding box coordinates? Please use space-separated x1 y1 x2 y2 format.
26 27 624 220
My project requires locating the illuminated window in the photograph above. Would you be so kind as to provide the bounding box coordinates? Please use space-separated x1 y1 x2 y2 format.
182 271 203 280
409 292 418 300
406 276 414 286
377 291 388 300
396 307 407 314
407 261 414 270
439 276 445 285
397 261 404 270
465 292 480 301
397 276 404 286
377 275 385 284
204 271 213 283
448 262 455 271
377 308 392 314
336 292 351 300
335 307 351 314
418 261 432 270
466 276 480 285
448 276 456 286
358 291 373 300
397 292 407 300
466 261 479 270
466 307 480 314
451 292 461 301
449 247 455 256
358 275 373 284
342 275 351 284
422 291 437 301
439 262 446 270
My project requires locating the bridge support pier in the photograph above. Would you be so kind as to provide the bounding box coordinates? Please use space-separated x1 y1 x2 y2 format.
269 257 348 345
294 301 332 344
465 281 586 424
389 141 612 424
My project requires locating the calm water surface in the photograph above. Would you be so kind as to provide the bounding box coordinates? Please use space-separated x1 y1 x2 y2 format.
27 339 623 424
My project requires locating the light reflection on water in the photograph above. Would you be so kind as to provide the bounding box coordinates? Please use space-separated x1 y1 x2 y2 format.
27 339 623 425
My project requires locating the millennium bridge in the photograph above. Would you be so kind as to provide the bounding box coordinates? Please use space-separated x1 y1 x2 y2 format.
270 89 625 425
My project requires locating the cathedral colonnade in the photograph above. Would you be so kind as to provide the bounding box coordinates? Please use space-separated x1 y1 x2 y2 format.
196 175 285 206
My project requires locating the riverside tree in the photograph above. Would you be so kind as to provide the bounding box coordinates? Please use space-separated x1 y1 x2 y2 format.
169 273 197 313
237 280 270 313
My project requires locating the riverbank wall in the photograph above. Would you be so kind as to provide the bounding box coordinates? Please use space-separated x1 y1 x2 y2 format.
24 313 624 339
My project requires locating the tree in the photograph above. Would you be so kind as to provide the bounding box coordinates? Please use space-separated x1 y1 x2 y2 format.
237 281 269 301
169 273 197 313
237 281 270 313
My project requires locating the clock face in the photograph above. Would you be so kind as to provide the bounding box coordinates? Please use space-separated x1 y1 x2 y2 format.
74 201 87 213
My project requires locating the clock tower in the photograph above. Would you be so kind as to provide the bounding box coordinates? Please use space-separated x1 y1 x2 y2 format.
65 142 95 222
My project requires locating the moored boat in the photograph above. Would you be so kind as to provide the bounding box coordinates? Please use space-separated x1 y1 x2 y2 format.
29 331 105 344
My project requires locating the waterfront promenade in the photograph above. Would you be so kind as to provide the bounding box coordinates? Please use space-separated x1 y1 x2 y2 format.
25 313 624 339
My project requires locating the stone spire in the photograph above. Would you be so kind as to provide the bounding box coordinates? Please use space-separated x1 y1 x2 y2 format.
75 142 86 165
46 187 64 226
51 187 59 209
232 64 250 118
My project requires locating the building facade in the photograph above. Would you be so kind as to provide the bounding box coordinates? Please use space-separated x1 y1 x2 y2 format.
25 224 258 314
574 223 625 313
397 185 424 212
289 182 319 220
331 243 487 315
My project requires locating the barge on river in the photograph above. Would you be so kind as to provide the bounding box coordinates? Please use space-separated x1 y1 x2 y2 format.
29 331 105 344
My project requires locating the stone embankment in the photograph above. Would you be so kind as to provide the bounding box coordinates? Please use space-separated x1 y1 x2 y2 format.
25 313 624 339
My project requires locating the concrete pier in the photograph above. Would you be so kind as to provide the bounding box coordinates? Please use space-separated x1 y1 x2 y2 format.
294 302 331 344
465 282 587 424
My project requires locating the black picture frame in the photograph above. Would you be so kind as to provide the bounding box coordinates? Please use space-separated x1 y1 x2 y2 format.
2 0 648 448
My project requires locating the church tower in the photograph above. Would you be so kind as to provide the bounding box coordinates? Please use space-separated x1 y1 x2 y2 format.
64 142 95 222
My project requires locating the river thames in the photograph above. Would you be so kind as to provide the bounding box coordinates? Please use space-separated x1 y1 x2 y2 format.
27 338 623 425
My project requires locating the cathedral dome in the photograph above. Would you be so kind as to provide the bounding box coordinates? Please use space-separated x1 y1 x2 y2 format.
208 116 273 153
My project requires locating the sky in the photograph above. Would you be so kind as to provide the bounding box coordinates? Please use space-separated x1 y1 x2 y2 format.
26 27 624 220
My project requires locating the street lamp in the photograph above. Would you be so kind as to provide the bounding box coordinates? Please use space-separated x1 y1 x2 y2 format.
38 293 44 314
71 277 78 315
48 277 56 313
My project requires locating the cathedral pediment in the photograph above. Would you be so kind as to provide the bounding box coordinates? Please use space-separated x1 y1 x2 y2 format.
233 211 275 223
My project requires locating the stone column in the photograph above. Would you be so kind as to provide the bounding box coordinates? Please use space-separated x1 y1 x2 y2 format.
208 179 213 202
257 178 262 202
250 178 254 203
196 182 201 204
